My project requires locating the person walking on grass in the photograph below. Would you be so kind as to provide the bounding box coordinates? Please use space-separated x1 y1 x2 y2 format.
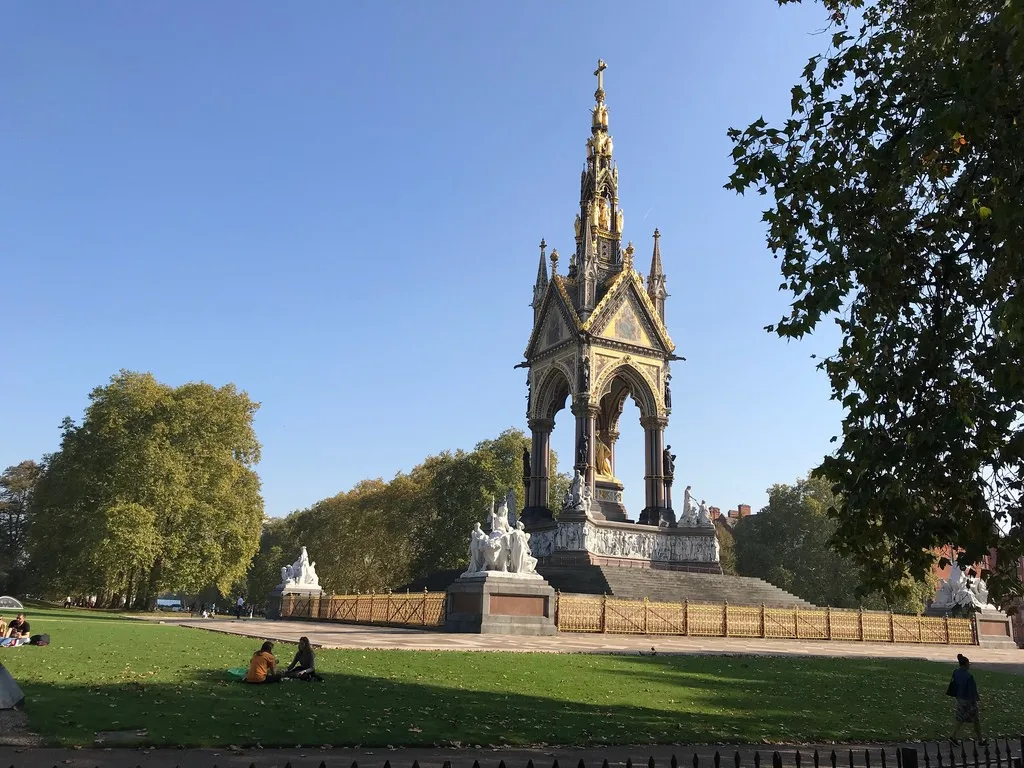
948 653 986 745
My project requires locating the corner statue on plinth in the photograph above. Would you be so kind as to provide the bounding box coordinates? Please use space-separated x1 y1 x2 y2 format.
463 490 540 578
266 545 323 620
448 487 556 635
933 563 995 612
278 546 321 589
561 469 593 515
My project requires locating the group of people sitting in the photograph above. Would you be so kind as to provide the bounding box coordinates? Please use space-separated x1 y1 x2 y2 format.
243 636 321 683
0 613 30 640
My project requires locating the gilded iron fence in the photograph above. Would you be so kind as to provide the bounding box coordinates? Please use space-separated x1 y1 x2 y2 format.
278 590 445 628
276 590 977 645
555 595 978 645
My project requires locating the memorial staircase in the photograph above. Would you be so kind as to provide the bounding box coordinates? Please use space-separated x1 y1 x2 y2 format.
537 565 815 609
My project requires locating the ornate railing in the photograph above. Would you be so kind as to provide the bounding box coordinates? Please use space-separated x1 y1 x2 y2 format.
277 590 976 645
279 590 446 628
555 594 977 644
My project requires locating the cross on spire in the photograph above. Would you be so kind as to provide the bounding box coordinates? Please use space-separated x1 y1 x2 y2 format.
594 59 607 102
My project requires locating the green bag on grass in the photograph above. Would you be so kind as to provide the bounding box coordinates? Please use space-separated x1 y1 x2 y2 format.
226 667 247 681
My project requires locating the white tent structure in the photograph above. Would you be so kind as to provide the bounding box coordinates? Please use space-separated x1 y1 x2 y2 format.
0 664 24 709
0 596 23 609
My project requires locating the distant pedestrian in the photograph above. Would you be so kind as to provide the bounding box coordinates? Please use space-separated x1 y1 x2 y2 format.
236 596 244 619
947 653 986 745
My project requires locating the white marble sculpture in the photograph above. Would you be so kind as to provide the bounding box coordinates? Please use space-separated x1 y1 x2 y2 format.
933 562 994 611
279 546 321 589
462 490 540 577
561 469 593 515
697 500 711 526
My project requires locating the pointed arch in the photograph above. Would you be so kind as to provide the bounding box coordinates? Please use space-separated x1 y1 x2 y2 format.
592 360 658 419
532 362 574 422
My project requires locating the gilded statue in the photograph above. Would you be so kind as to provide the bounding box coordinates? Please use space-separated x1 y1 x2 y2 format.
616 208 624 232
590 200 600 227
574 214 581 238
595 439 614 478
598 198 611 230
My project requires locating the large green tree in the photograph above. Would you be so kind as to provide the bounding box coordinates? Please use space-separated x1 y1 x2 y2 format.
29 371 264 607
248 427 571 597
0 460 41 593
734 475 936 612
728 0 1024 605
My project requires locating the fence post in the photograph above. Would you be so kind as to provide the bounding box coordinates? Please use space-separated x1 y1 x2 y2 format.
422 588 427 626
761 603 766 638
555 590 560 628
890 611 895 643
643 597 649 635
794 607 798 638
723 601 729 637
683 598 689 636
826 606 832 640
601 594 608 633
944 615 950 644
858 607 864 641
369 590 375 625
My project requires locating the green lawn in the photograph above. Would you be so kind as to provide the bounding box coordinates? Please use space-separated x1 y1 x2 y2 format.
2 607 1022 748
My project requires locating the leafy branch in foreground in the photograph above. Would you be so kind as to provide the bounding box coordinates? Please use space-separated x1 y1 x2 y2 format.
728 0 1024 605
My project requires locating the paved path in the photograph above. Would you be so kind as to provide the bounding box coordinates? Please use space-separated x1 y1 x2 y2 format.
1 740 1016 768
162 617 1024 674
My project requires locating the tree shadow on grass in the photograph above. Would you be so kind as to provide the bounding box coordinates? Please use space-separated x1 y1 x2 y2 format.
10 653 1024 749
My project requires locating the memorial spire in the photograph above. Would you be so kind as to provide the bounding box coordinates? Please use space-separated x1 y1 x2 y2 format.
647 228 668 320
532 239 549 322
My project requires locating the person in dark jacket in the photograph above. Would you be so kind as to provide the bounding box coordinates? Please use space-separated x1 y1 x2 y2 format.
948 654 985 745
284 636 319 680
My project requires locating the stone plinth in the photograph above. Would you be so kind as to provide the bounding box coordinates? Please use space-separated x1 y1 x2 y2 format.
592 478 629 522
266 585 324 620
529 515 721 573
445 572 557 635
974 608 1017 648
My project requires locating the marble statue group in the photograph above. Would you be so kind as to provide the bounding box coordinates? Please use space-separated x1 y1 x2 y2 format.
463 490 540 577
560 469 593 515
932 562 993 612
279 546 320 589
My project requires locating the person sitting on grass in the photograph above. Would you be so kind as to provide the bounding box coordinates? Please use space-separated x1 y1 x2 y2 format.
244 641 281 684
0 616 6 637
284 636 319 681
5 614 29 639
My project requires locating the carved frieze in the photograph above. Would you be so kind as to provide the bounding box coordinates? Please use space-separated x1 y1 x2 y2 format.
530 519 720 564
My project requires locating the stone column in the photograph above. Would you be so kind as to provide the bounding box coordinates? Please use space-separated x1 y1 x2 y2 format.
639 415 667 525
573 403 598 493
523 418 554 527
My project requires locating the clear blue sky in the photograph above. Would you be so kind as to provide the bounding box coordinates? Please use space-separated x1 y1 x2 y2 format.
2 1 844 519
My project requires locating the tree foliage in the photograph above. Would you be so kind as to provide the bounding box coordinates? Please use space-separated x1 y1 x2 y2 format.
728 0 1024 604
734 475 936 612
249 427 571 600
28 370 264 607
0 460 41 593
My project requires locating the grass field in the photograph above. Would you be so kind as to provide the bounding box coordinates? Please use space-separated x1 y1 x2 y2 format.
1 607 1022 748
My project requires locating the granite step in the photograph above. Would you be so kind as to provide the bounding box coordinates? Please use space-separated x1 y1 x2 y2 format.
538 565 814 609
